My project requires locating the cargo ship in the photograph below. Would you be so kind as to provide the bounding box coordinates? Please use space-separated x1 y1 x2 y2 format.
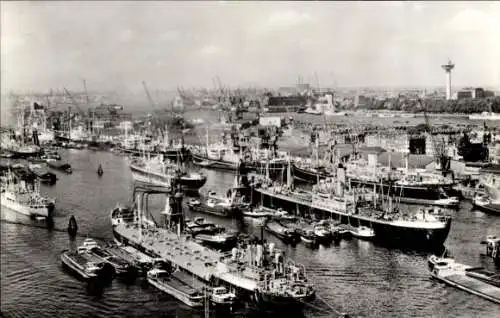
129 155 206 191
252 165 452 250
1 171 55 219
344 154 459 207
110 188 315 309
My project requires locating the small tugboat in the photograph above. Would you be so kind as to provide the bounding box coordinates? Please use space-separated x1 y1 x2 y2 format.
67 215 78 237
313 221 333 243
97 164 103 177
242 206 273 219
349 226 375 240
146 268 206 308
209 286 236 306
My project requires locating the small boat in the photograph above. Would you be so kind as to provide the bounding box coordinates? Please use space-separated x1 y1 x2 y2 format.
300 229 318 246
313 224 332 243
210 286 236 306
349 226 375 240
333 224 352 238
67 215 78 237
243 207 272 218
271 208 296 221
146 268 205 308
97 164 103 177
428 254 455 270
46 160 72 174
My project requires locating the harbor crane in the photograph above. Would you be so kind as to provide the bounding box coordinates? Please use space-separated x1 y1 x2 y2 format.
142 81 157 112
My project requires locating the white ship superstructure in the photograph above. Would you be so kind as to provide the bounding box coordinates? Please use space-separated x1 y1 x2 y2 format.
1 172 55 218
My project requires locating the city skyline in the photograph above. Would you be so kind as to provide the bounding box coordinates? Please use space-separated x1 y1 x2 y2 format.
1 1 500 94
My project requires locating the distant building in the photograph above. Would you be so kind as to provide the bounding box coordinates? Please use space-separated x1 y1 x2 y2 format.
455 87 491 100
456 90 473 100
364 131 410 153
259 116 282 128
278 86 298 96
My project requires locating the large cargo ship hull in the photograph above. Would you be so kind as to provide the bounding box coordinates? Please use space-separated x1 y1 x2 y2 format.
129 164 206 191
192 152 286 172
292 164 332 183
187 202 239 218
121 147 190 162
252 187 451 250
292 164 458 207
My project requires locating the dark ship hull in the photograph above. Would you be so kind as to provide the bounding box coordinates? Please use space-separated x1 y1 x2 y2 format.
292 164 332 183
253 187 452 250
121 147 190 161
292 165 458 207
191 152 239 171
192 152 286 172
187 201 240 217
129 164 206 191
348 178 459 207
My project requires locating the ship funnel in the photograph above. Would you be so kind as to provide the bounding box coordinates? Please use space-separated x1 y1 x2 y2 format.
368 154 378 167
336 166 346 197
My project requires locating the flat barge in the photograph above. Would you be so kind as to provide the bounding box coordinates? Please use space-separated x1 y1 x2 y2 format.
430 259 500 304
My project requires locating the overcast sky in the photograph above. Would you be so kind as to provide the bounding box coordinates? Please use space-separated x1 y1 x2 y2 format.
1 1 499 93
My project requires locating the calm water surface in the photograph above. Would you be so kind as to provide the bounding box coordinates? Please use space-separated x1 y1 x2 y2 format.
1 149 500 318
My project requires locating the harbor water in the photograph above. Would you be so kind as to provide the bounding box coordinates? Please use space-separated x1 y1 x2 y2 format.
1 149 500 317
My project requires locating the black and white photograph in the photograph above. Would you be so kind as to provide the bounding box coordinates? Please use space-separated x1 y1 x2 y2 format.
1 1 499 317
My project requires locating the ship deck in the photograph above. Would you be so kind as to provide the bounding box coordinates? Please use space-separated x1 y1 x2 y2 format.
436 271 500 304
115 223 260 291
